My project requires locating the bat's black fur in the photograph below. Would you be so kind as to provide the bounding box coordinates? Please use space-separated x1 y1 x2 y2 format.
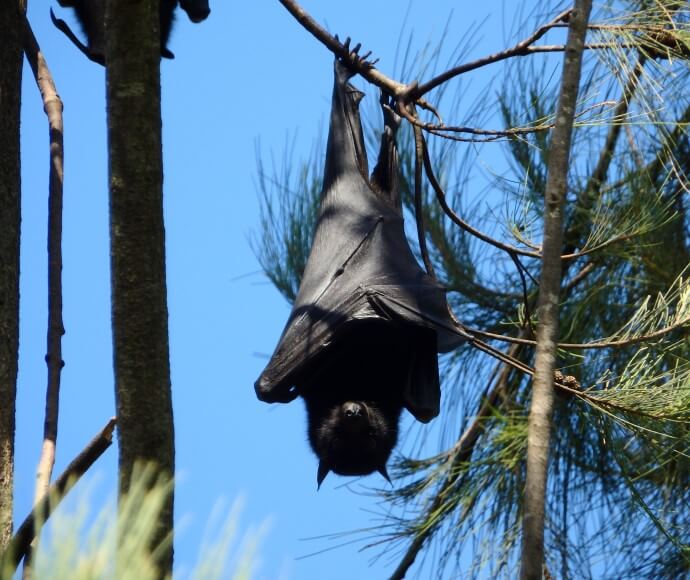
51 0 209 65
301 323 413 487
179 0 210 23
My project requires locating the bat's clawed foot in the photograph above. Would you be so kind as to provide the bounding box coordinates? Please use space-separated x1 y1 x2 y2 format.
335 35 379 70
380 92 401 132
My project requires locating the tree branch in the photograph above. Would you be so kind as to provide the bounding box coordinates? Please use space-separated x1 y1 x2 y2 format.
465 316 690 350
421 133 641 263
0 418 116 574
400 98 615 144
520 2 591 577
410 9 574 98
278 0 406 96
278 0 622 130
420 134 542 258
22 8 65 518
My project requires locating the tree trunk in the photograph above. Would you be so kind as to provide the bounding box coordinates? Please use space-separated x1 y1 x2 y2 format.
0 0 23 551
105 0 175 575
519 1 592 578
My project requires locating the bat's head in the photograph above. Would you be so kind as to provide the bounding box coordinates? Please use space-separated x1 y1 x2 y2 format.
313 400 396 489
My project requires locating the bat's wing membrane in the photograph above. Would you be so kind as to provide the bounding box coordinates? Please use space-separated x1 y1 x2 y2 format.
255 60 466 422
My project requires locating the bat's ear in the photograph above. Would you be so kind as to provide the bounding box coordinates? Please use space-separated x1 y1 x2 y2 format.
378 465 392 485
317 460 330 490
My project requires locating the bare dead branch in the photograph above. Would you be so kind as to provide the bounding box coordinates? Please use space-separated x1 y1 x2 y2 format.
402 105 554 139
22 9 65 509
0 419 117 574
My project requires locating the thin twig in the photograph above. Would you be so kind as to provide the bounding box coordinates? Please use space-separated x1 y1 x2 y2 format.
509 252 536 337
465 333 535 377
561 232 639 259
415 44 635 101
420 133 542 259
22 6 65 526
276 0 456 119
410 9 574 98
402 97 619 143
403 105 555 138
0 419 117 573
562 261 595 293
465 316 690 350
421 133 634 262
278 0 625 129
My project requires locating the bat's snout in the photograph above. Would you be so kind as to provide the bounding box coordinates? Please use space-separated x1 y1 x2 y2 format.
343 401 364 418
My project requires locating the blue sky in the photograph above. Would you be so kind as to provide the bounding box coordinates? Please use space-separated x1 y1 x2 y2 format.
13 1 561 578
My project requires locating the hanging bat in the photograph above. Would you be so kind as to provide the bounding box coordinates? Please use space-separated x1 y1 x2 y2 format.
50 0 210 65
255 59 464 488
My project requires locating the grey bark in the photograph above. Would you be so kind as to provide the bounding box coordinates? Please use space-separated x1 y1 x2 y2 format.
0 0 23 551
519 1 592 579
105 0 175 575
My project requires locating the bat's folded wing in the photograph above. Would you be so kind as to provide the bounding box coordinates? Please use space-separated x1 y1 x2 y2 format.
255 280 467 421
255 59 466 422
